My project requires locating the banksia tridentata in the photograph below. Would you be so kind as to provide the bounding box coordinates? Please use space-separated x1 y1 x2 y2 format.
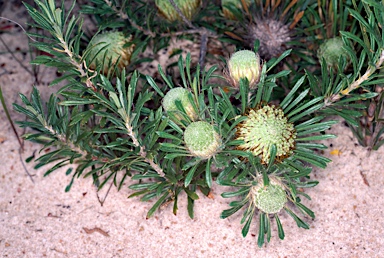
317 37 351 68
162 87 198 123
87 32 135 74
155 0 201 22
236 105 296 164
251 177 287 214
227 50 261 89
221 0 251 20
184 121 221 159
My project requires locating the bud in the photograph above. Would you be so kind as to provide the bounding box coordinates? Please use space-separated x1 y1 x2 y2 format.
236 105 296 164
87 32 134 74
155 0 201 22
317 37 350 68
162 87 198 122
251 178 287 214
227 50 261 89
221 0 251 20
184 121 221 159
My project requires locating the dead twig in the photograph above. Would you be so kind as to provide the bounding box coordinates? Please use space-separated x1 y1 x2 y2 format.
82 227 110 237
0 36 34 76
96 179 114 206
359 170 370 187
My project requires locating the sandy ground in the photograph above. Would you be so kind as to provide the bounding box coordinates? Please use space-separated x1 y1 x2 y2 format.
1 1 384 257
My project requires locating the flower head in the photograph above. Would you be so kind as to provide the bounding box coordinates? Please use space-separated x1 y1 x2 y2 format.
87 32 135 74
155 0 201 22
251 178 287 214
184 121 221 159
162 87 198 122
227 50 261 89
317 37 351 68
246 18 291 60
236 105 296 163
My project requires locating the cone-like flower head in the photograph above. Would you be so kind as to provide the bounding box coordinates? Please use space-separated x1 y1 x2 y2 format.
317 37 350 68
162 87 198 122
251 178 287 214
236 105 296 163
88 32 134 74
155 0 201 22
228 50 261 89
184 121 221 159
246 18 291 60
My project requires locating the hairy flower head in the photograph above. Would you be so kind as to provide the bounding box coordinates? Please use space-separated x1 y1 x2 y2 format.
251 177 287 214
236 105 296 163
155 0 201 22
184 121 221 159
162 87 198 123
88 32 135 74
246 18 291 60
317 37 351 68
227 50 261 89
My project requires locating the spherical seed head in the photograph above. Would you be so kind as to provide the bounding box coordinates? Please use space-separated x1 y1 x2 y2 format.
236 105 296 164
184 121 221 159
251 179 287 214
221 0 251 20
228 50 261 89
246 18 291 60
162 87 198 122
317 37 350 68
155 0 201 22
88 32 135 74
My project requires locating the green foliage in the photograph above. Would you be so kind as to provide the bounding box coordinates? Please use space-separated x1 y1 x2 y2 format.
12 0 384 247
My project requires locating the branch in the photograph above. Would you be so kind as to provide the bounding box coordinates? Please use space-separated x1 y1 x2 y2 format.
55 34 97 91
125 121 165 178
325 49 384 106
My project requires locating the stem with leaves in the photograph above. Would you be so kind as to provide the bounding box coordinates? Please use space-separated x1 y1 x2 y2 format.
125 120 165 178
325 49 384 106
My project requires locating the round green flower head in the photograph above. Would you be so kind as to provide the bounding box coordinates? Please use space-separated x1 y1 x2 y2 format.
155 0 201 22
228 50 261 89
162 87 198 122
184 121 221 159
88 32 135 74
251 179 287 214
236 105 296 164
221 0 251 20
317 37 350 68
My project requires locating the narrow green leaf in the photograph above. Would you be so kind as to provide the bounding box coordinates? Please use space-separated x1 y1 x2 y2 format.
146 191 169 219
241 213 253 237
275 215 285 240
257 213 265 247
266 49 292 72
146 75 164 97
296 202 315 219
284 207 309 229
184 188 199 200
281 75 307 110
184 163 199 187
205 159 212 188
221 187 250 198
